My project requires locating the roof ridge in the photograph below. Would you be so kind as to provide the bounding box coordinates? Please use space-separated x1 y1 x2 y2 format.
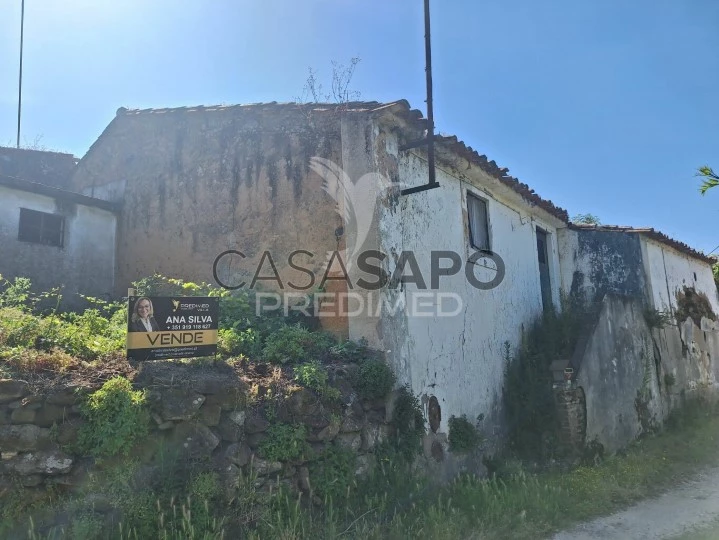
116 100 405 116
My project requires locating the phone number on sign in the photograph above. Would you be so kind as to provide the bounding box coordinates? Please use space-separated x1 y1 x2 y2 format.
166 324 213 331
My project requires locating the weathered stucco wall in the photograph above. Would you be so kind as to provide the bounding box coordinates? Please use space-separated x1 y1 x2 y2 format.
343 117 567 453
575 295 661 452
71 107 344 309
570 236 719 452
557 228 646 306
641 237 719 320
0 186 116 309
641 237 719 408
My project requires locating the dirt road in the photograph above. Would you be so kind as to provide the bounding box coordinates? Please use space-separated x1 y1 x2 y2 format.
553 467 719 540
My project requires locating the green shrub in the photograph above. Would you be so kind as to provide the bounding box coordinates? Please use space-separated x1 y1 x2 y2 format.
294 360 340 400
0 275 33 309
218 327 261 358
0 307 45 348
53 306 126 359
388 385 425 460
262 324 333 364
77 377 150 457
354 358 395 400
258 423 309 462
329 338 370 363
309 444 356 502
448 414 482 453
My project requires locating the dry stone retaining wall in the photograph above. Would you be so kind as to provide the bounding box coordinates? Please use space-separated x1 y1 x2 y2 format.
0 363 392 500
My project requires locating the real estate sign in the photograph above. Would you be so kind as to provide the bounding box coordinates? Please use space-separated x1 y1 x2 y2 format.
126 296 219 361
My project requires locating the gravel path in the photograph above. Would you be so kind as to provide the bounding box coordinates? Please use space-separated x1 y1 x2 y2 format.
553 467 719 540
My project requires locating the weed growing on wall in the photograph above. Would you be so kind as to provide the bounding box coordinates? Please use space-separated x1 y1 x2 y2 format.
448 414 482 453
258 423 310 462
77 376 150 457
354 358 395 400
503 299 593 460
643 307 674 329
387 385 425 460
262 324 333 364
294 360 341 400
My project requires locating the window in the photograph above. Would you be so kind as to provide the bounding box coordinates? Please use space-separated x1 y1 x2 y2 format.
536 227 552 311
18 208 65 247
467 192 490 251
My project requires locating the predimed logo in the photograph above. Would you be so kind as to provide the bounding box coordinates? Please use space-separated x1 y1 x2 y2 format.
180 303 211 311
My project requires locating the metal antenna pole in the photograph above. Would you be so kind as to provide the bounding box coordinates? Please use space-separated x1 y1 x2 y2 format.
400 0 440 196
17 0 25 148
424 0 436 187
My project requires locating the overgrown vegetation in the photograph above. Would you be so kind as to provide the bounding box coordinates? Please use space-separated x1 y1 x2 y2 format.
308 444 357 502
294 360 341 400
262 324 333 365
57 397 719 539
448 414 482 453
503 298 595 460
571 213 601 225
353 357 396 400
386 385 426 461
0 275 126 376
6 274 719 538
258 423 310 462
77 376 150 457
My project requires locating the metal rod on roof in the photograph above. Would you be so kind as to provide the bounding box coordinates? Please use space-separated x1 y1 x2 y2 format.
400 0 440 196
424 0 436 187
16 0 25 148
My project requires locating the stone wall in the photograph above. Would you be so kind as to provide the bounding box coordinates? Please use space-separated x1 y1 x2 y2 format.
0 362 392 505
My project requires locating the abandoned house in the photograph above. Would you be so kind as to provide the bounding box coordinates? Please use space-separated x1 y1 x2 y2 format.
0 100 717 458
67 101 570 446
0 147 117 309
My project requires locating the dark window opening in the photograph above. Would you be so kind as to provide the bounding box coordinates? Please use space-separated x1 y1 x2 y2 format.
536 227 552 311
467 192 490 251
18 208 65 248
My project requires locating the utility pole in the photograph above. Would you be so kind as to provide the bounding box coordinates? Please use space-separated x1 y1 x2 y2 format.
17 0 25 148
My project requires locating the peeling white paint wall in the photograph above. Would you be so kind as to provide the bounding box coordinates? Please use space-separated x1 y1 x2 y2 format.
0 186 116 308
641 237 719 396
344 120 565 445
642 238 719 318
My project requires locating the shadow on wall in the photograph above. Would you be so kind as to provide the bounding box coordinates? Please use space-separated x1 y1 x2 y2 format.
571 293 719 454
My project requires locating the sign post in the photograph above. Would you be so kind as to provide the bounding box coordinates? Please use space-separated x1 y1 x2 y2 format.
126 296 219 362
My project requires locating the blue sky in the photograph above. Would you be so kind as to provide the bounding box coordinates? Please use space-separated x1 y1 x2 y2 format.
1 0 718 253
